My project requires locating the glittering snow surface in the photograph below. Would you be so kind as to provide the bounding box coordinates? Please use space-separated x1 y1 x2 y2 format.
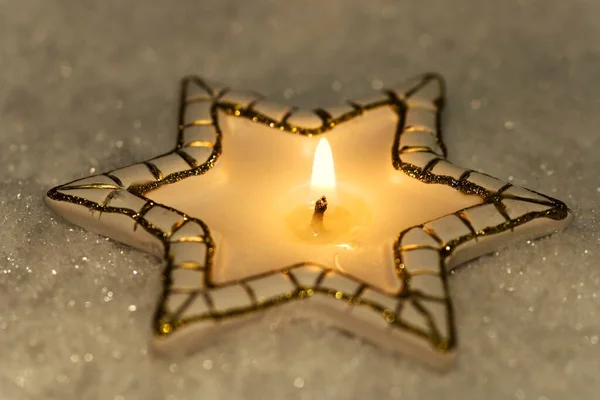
0 0 599 399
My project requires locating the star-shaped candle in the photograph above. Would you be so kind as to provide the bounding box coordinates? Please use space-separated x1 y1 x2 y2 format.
45 74 573 366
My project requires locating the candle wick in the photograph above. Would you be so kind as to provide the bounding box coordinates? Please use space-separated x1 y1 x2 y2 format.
311 196 328 233
314 196 328 214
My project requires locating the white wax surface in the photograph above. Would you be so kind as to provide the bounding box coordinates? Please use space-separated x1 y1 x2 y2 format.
148 108 482 291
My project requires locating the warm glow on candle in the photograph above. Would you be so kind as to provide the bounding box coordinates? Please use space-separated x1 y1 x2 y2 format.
285 135 370 245
311 138 336 193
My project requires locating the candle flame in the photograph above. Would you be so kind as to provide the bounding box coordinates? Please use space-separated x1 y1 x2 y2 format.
311 138 336 192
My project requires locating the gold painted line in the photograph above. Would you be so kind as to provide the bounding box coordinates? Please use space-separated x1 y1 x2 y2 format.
398 146 435 154
170 236 205 244
405 74 440 99
201 291 215 313
235 263 321 286
493 201 513 224
361 96 393 111
458 170 472 182
403 124 436 133
411 292 447 303
396 228 414 248
168 287 199 295
168 217 187 235
423 157 442 172
395 258 407 279
183 120 213 128
285 270 301 289
422 226 444 245
352 284 366 302
402 126 436 135
497 183 513 194
280 107 298 124
185 95 212 103
394 298 405 317
500 194 556 208
400 244 439 251
105 173 124 187
175 149 199 169
185 76 215 97
137 202 155 218
330 108 362 124
173 262 205 271
101 190 122 209
245 98 261 111
346 100 364 112
232 263 327 289
524 188 557 203
143 162 163 181
384 89 403 102
314 108 333 126
59 184 120 190
411 298 442 340
185 96 212 105
133 202 155 232
213 87 230 100
185 140 214 148
315 269 330 287
456 212 478 238
405 102 437 111
172 292 200 320
404 77 430 98
240 282 257 305
215 102 241 113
